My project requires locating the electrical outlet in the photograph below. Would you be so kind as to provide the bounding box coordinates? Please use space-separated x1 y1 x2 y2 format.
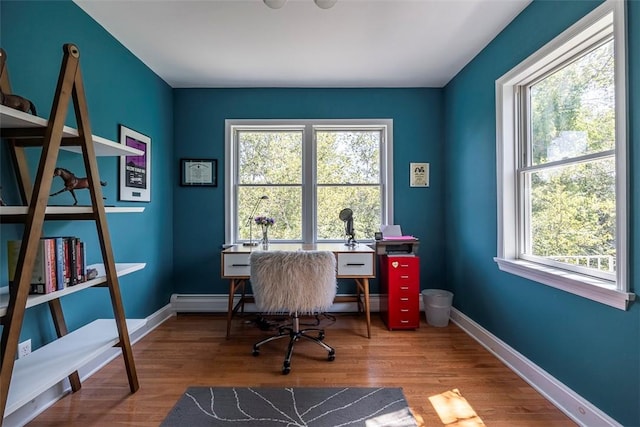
18 339 31 359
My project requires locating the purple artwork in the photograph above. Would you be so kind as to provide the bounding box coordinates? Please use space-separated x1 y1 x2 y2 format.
125 136 147 189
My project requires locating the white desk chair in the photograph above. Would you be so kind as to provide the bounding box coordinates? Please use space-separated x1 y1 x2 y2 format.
250 250 337 374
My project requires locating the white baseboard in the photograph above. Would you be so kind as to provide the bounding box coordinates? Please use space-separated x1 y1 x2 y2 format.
170 293 382 313
3 304 175 427
450 308 621 427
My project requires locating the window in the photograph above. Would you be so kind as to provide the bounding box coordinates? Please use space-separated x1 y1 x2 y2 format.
495 0 633 309
225 119 393 245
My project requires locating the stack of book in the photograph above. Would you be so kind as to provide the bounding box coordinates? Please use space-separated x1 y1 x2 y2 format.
6 236 87 294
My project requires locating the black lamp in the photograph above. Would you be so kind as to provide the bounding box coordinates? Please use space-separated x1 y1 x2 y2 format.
339 208 356 247
243 195 269 246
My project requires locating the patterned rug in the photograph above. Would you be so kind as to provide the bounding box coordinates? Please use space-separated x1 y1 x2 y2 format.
161 387 417 426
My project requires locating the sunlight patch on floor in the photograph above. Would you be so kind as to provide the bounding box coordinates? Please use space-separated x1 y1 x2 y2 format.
428 388 485 426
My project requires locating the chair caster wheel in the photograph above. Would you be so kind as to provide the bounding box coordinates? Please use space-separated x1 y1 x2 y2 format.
282 363 291 375
252 348 260 356
328 350 335 361
318 332 325 340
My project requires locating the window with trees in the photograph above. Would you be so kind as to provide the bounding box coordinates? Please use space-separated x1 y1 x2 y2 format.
495 0 633 309
224 119 393 245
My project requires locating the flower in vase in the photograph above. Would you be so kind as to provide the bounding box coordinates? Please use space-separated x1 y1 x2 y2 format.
254 216 275 228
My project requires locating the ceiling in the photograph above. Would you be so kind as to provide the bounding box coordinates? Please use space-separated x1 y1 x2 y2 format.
73 0 531 89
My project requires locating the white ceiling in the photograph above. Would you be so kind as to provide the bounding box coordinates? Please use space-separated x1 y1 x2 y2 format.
73 0 531 88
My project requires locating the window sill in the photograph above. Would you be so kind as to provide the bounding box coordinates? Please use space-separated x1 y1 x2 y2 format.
494 258 635 310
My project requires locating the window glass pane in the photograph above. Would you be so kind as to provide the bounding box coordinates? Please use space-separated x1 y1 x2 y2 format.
238 186 302 241
525 157 616 274
317 131 380 184
530 40 615 165
317 186 381 240
238 131 302 184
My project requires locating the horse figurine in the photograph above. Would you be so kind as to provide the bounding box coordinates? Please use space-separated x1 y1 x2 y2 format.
51 167 107 205
0 88 37 115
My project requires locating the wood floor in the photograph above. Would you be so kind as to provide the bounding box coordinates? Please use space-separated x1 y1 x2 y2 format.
28 313 576 426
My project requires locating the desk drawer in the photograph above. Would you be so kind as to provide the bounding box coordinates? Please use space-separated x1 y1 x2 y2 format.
222 253 251 277
337 253 374 277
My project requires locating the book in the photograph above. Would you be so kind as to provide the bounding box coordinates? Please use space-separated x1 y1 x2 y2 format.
44 238 56 294
49 237 67 290
6 239 57 294
67 236 78 286
76 239 85 283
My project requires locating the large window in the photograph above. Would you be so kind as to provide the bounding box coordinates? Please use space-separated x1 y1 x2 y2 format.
225 119 393 244
495 0 633 309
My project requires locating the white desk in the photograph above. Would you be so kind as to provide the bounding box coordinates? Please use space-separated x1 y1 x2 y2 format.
221 243 376 339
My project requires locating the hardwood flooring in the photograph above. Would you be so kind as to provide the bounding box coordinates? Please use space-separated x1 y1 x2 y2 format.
28 313 576 426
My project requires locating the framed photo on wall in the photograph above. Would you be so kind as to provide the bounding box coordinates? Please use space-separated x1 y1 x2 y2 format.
180 158 217 187
119 125 151 202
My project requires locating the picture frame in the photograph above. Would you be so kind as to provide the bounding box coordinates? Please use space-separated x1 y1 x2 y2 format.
180 158 217 187
410 162 429 187
119 125 151 202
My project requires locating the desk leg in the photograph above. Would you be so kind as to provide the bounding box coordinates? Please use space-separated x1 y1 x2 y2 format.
226 279 238 340
356 278 371 339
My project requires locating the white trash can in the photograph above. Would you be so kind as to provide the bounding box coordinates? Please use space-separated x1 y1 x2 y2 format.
422 289 453 327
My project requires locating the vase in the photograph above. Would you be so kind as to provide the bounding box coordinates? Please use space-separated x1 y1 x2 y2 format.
261 228 269 248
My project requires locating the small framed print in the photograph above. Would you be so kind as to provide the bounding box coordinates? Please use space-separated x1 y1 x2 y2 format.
180 158 217 187
410 162 429 187
119 125 151 202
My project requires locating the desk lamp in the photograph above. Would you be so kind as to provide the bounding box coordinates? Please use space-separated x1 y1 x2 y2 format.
339 208 356 247
244 195 269 246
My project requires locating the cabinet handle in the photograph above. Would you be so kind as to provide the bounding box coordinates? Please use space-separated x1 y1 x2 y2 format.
400 297 409 301
400 309 409 312
346 263 365 266
232 264 250 267
400 275 409 279
400 320 409 323
400 286 409 290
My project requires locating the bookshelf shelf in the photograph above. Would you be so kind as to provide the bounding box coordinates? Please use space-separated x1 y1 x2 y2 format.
0 263 146 317
5 319 147 417
0 206 145 223
0 106 143 157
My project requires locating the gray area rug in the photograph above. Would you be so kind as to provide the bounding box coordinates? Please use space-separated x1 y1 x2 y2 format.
161 387 417 426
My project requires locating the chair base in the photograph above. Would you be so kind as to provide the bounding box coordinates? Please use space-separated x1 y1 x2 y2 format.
252 314 335 375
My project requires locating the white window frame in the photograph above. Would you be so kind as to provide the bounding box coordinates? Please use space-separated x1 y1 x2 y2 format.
224 119 394 245
495 0 634 310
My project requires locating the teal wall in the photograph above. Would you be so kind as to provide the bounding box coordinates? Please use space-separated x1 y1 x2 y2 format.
443 0 639 425
0 1 174 347
172 88 445 294
1 0 638 425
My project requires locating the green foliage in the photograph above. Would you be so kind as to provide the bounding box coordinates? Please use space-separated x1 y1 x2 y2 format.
525 40 617 273
237 129 382 241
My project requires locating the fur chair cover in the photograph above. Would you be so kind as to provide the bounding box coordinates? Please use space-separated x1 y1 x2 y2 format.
250 251 337 315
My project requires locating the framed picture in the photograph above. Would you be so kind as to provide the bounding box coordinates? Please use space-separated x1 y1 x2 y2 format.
180 158 217 187
119 125 151 202
410 162 429 187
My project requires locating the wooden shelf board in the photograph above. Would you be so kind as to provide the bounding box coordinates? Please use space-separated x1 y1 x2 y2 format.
0 206 145 215
0 263 146 317
0 106 143 157
5 318 146 416
0 206 145 223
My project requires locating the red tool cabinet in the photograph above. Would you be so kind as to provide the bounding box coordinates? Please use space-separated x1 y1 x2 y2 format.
379 255 420 330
